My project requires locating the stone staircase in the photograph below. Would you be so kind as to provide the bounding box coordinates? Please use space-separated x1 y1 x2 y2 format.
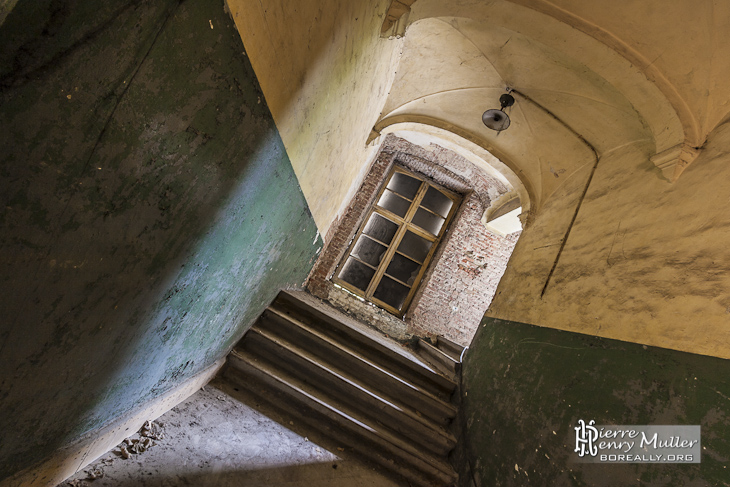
212 290 464 487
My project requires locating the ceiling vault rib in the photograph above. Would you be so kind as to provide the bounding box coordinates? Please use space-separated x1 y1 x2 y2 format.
384 86 507 116
507 0 701 146
508 90 600 299
510 89 598 160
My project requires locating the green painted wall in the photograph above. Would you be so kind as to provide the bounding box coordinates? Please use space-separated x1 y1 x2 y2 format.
457 317 730 486
0 0 321 479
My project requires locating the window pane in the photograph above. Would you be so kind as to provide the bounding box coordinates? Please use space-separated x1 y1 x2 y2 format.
373 275 410 310
363 213 398 245
412 207 445 235
351 236 386 267
386 253 421 286
339 257 376 291
397 230 433 263
377 189 410 218
386 172 421 200
421 186 453 217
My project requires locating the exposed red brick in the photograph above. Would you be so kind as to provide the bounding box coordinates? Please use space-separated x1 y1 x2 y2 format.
306 135 520 346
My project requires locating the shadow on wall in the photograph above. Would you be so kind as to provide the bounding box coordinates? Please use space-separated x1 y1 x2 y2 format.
0 0 320 479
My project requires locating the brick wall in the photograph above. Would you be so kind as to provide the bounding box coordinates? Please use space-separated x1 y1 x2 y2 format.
408 194 520 345
306 135 520 346
306 147 397 300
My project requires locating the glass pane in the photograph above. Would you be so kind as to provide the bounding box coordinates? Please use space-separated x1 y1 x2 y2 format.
420 186 453 217
397 230 433 263
377 189 410 218
339 257 375 291
373 275 410 310
351 236 386 267
386 172 421 200
412 207 445 235
386 253 421 286
363 213 398 245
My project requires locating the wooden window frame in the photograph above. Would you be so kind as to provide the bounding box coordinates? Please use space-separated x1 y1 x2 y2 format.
333 166 461 317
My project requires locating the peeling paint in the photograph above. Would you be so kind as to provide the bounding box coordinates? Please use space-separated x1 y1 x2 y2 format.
0 0 321 479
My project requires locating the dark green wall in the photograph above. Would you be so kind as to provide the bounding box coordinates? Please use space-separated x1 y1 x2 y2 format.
457 317 730 486
0 0 321 479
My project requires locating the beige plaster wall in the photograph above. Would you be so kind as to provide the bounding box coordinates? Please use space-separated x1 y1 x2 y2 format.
488 122 730 359
226 0 402 235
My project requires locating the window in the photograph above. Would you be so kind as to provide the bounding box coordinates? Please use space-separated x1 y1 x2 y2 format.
334 166 461 316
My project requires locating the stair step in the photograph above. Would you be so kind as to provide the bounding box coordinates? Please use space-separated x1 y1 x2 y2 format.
240 326 457 456
436 335 468 362
258 308 457 424
223 351 458 487
275 290 456 396
418 339 461 378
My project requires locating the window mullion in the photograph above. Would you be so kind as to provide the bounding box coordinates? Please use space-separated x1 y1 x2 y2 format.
403 222 438 242
364 182 425 298
404 182 428 223
364 215 407 298
399 230 445 311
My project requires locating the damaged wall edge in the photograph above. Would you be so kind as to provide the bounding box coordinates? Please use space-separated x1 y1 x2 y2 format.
1 359 225 487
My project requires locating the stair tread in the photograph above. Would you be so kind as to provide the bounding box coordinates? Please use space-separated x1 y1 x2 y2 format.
261 307 457 418
420 339 459 364
241 326 457 450
276 291 456 390
436 335 468 362
418 339 461 379
212 376 449 487
225 351 457 482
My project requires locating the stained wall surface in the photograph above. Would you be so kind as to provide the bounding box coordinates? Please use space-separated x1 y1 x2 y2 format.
225 0 403 235
457 317 730 486
488 125 730 358
0 0 320 479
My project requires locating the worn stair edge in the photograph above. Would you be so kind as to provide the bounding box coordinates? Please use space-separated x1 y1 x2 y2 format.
260 309 457 423
211 375 446 487
418 339 461 378
241 327 457 456
224 351 457 485
436 336 468 363
274 290 456 394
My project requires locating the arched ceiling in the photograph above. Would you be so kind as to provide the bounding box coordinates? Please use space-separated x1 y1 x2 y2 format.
374 0 730 210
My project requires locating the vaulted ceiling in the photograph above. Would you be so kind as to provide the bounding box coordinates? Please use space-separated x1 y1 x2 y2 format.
374 0 730 212
230 0 730 235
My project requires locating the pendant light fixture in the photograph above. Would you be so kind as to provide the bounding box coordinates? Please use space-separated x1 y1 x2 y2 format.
482 91 515 132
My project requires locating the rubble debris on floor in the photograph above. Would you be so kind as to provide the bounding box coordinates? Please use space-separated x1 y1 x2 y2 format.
60 386 402 487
